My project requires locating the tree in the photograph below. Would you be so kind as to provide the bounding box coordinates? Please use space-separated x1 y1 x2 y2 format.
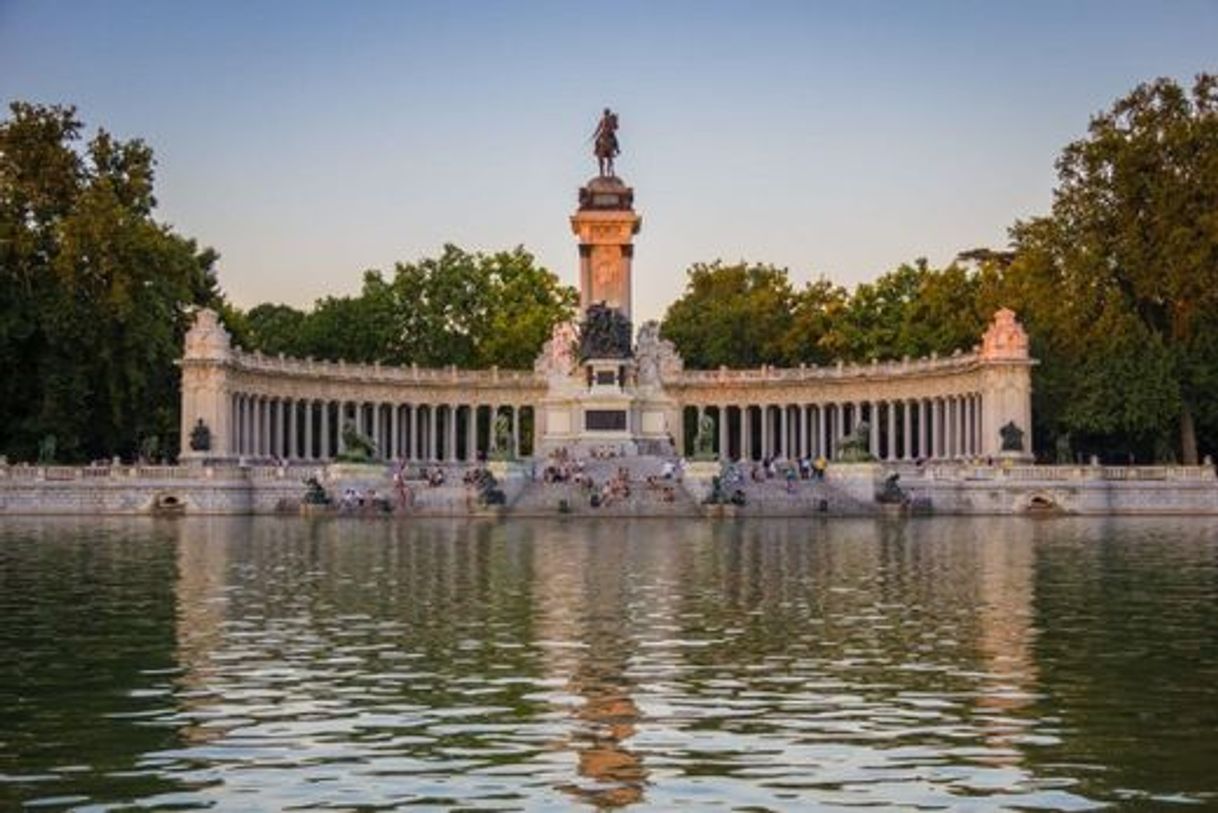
781 277 851 365
0 102 224 462
240 245 576 369
660 262 797 368
1006 74 1218 462
244 303 308 357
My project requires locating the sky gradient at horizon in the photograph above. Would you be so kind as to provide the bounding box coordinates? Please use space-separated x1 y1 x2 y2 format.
3 1 1217 324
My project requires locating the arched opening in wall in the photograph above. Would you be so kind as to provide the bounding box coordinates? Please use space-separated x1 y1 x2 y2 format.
1024 493 1059 513
153 493 187 516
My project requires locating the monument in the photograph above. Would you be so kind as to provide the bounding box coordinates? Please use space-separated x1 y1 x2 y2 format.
533 110 680 456
176 112 1037 469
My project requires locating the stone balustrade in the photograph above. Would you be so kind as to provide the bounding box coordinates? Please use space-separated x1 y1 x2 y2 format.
233 349 542 386
907 463 1217 482
675 351 980 385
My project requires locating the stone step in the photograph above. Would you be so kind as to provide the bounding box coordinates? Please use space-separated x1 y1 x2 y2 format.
509 468 699 517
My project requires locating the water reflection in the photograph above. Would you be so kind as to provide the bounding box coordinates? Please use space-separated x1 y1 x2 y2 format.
0 516 1216 810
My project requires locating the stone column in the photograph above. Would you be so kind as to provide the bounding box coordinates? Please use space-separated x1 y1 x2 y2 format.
756 406 766 458
969 394 978 457
885 401 896 461
232 395 241 455
955 396 963 458
335 402 347 456
950 397 959 459
956 396 964 459
940 399 950 460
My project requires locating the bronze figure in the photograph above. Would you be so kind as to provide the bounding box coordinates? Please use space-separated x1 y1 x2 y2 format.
593 108 620 177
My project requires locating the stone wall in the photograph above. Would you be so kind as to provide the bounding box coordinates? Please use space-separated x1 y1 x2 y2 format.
4 462 1214 517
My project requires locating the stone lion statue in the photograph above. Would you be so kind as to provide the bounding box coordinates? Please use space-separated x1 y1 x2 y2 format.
837 420 873 462
338 422 378 462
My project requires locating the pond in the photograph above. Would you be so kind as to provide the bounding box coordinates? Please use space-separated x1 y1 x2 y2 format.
1 517 1215 810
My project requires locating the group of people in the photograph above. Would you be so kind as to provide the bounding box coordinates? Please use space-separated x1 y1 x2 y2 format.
337 486 392 513
592 466 633 508
540 448 579 484
746 455 829 492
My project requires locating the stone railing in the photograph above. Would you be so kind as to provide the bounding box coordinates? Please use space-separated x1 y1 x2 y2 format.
0 463 318 482
228 350 544 388
673 352 981 386
909 463 1217 483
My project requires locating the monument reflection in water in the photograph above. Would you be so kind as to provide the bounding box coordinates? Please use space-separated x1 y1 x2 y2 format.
1 517 1217 810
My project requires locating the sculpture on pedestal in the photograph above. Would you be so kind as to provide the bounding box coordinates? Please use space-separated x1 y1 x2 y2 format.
635 321 683 387
837 421 874 462
1000 421 1025 452
593 108 620 177
693 412 716 460
491 413 513 461
189 419 211 452
338 422 378 462
580 303 632 360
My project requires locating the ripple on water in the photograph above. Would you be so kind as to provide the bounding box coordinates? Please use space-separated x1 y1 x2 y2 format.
0 516 1216 809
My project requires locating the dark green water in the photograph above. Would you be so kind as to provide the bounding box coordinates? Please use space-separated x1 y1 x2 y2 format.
1 517 1216 811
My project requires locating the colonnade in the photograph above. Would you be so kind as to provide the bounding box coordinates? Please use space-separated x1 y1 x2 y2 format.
228 394 531 462
685 394 984 462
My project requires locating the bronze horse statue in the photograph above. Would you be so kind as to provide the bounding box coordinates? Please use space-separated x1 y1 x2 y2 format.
593 108 620 177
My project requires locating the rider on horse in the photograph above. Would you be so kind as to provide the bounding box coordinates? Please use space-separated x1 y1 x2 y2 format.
594 108 620 177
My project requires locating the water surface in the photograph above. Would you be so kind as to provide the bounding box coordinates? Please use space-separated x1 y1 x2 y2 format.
1 517 1216 810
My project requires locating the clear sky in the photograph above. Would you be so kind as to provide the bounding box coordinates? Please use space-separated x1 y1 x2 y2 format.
3 1 1216 324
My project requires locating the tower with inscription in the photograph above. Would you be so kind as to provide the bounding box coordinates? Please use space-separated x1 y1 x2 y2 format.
531 112 683 456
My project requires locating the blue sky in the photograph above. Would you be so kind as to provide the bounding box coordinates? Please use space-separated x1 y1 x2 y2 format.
3 1 1216 323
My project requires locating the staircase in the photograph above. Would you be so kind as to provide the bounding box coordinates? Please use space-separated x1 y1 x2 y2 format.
509 455 701 517
730 475 878 516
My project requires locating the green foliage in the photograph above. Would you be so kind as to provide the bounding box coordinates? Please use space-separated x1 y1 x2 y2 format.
0 102 224 462
238 245 576 369
1001 74 1218 462
659 262 797 368
659 259 985 368
660 74 1218 463
245 303 308 357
